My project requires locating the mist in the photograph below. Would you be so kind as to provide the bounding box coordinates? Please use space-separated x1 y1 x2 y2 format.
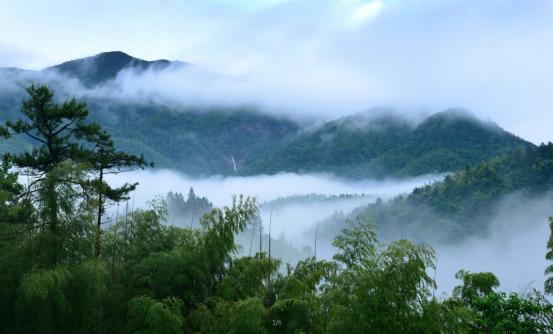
106 169 441 209
2 1 553 330
105 168 553 295
433 192 553 295
104 169 442 264
2 0 553 143
3 0 553 297
306 191 553 295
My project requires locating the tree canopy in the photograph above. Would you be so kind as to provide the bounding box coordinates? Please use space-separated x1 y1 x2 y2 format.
0 85 551 333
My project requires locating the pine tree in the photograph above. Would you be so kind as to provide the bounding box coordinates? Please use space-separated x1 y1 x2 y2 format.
1 84 150 264
84 130 151 258
187 187 196 203
1 85 104 264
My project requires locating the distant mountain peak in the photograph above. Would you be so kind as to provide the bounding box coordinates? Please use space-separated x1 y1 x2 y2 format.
427 108 477 121
95 50 133 58
420 108 504 134
44 51 187 87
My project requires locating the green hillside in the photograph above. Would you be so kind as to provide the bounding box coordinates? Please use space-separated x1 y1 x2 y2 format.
246 110 533 178
0 52 534 178
1 76 552 334
85 100 299 175
345 143 553 241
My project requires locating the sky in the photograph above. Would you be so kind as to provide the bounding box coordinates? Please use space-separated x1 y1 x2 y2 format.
1 0 553 143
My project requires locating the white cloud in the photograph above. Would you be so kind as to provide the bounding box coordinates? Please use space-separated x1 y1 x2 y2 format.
347 1 383 27
106 169 442 209
1 0 553 143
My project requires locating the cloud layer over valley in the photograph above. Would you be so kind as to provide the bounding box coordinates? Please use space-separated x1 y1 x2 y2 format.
107 169 441 211
106 169 553 295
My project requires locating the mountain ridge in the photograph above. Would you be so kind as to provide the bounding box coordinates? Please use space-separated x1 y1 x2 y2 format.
0 51 535 178
43 51 188 87
244 109 532 178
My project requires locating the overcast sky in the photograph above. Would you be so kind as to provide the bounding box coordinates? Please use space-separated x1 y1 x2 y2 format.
1 0 552 143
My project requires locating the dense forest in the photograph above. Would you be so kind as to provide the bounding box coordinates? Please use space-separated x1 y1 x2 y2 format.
329 143 553 243
1 85 553 333
245 110 532 178
0 51 533 178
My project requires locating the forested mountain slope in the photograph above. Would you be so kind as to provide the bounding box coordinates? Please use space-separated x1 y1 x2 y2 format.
86 100 299 175
1 66 552 334
344 143 553 241
0 51 533 177
246 110 532 178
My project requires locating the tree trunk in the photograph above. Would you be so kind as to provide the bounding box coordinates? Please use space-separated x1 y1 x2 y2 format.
45 174 59 265
95 168 104 258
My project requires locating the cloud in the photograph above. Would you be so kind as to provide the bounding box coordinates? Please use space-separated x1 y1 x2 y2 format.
433 192 553 295
0 42 43 69
104 168 443 265
106 169 442 209
347 1 383 27
1 0 553 143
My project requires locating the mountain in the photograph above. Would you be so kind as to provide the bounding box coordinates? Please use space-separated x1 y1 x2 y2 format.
244 110 533 178
85 107 533 178
322 143 553 242
85 100 300 175
43 51 187 87
0 52 534 178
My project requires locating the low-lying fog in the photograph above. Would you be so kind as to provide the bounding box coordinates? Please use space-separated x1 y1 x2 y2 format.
433 192 553 296
107 169 552 296
107 169 441 211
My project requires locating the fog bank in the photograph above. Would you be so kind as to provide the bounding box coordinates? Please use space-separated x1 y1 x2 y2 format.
107 169 442 209
434 192 553 295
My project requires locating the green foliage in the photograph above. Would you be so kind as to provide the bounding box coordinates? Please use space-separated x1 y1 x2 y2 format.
468 291 553 333
267 258 337 334
1 179 552 333
85 128 150 258
545 216 553 294
451 271 553 333
329 221 438 333
15 266 73 333
453 270 500 303
1 85 552 333
0 84 133 265
333 216 378 269
343 143 553 242
228 297 268 334
3 85 95 168
127 296 184 334
245 110 531 178
217 253 280 301
0 80 531 179
65 260 108 332
100 196 260 330
0 158 26 223
14 261 107 333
